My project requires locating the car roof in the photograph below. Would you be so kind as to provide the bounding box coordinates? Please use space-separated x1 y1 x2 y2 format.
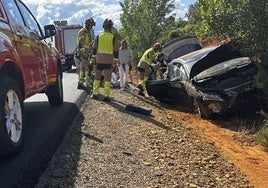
172 44 244 79
171 47 217 76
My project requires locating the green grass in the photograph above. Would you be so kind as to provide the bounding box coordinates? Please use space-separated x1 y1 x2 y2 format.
256 126 268 148
255 111 268 149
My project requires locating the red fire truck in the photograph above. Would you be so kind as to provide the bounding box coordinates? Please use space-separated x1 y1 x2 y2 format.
54 21 82 71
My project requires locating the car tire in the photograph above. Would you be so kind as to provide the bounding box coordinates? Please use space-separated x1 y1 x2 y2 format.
194 98 212 119
65 59 73 71
0 76 24 157
46 67 63 105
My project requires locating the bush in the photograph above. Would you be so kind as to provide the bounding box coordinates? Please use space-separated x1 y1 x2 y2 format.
256 126 268 149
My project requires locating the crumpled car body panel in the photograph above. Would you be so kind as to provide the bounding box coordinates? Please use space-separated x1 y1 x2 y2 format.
146 40 262 118
188 44 243 79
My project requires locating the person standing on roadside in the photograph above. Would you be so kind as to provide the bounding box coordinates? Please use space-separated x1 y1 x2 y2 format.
73 47 81 75
91 18 119 101
77 18 95 90
118 39 132 90
136 42 162 96
128 62 133 84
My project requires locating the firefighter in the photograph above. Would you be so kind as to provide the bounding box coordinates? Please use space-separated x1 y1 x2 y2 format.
91 18 119 101
136 42 162 96
77 18 95 90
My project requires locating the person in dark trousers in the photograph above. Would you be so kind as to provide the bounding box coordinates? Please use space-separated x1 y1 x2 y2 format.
91 18 119 101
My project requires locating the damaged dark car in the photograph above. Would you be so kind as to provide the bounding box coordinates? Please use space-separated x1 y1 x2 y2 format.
146 41 262 119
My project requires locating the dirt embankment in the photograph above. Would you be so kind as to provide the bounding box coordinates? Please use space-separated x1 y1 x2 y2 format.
37 76 268 187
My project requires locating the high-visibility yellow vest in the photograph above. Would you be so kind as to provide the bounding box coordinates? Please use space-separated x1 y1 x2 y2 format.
97 31 114 54
77 27 90 49
141 47 156 64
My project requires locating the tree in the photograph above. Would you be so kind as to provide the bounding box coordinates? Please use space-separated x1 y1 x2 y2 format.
184 1 207 37
186 0 268 105
119 0 176 65
166 19 189 40
241 0 268 104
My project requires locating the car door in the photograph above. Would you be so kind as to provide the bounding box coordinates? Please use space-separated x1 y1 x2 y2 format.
146 79 173 102
169 64 192 108
16 0 48 89
4 0 46 95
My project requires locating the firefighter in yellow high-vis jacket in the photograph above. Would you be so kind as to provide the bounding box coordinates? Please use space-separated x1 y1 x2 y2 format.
77 18 95 90
137 42 162 96
91 18 119 101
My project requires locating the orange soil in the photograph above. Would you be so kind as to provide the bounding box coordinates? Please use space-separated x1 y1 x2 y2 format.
131 65 268 188
176 112 268 188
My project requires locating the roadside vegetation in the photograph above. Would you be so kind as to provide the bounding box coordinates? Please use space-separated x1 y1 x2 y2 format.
116 0 268 148
256 111 268 148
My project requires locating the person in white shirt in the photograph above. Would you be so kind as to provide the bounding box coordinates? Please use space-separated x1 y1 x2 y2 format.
111 62 120 88
118 40 132 90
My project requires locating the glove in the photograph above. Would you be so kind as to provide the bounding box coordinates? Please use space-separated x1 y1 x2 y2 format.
113 58 118 63
91 56 96 64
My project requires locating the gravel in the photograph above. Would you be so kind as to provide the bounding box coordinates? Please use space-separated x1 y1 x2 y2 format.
36 87 253 188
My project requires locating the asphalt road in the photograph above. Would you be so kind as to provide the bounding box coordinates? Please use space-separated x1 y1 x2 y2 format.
0 70 87 188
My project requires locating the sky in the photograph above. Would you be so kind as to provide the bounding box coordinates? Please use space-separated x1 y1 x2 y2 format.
23 0 195 34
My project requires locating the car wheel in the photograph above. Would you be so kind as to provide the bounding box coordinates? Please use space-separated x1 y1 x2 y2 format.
46 67 63 105
65 59 73 71
193 98 212 119
0 76 24 157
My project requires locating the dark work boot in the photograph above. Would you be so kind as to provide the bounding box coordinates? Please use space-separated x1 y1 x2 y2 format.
137 84 144 92
91 94 99 100
103 96 111 102
138 90 145 96
77 82 84 90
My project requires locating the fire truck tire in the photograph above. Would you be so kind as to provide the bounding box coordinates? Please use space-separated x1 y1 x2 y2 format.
0 75 24 157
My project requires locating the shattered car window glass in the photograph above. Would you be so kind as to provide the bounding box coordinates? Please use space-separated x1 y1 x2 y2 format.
170 64 187 81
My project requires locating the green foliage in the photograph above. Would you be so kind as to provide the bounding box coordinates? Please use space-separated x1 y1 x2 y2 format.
112 27 121 41
185 0 268 148
256 126 268 148
119 0 176 65
165 19 189 40
119 0 268 99
240 1 268 102
256 111 268 148
186 0 268 105
117 0 268 146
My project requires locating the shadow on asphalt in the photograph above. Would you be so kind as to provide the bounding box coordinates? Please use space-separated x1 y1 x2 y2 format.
0 101 82 188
